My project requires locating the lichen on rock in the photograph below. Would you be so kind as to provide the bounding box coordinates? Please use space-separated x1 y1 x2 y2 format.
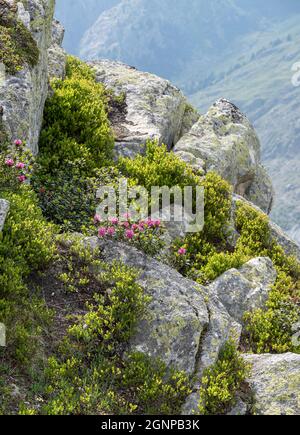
0 0 62 154
174 98 274 213
244 353 300 415
89 59 195 159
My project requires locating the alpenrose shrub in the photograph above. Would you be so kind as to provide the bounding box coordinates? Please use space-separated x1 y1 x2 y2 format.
33 159 101 233
38 56 114 175
0 139 35 192
95 214 165 256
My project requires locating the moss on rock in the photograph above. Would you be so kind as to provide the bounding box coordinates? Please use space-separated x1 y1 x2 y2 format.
0 0 39 75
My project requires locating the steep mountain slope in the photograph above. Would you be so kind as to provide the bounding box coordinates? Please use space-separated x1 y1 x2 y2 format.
55 0 120 54
79 0 260 78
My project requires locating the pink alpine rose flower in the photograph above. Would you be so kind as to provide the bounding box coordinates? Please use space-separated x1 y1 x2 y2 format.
109 217 119 225
18 175 26 183
16 162 25 170
107 227 116 236
14 139 23 146
125 229 135 240
146 218 155 228
178 247 187 255
123 212 131 220
5 159 14 167
98 227 107 238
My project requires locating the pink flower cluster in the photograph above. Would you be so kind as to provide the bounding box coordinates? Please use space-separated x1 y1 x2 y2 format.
5 158 27 183
3 140 28 183
95 214 162 241
178 247 187 256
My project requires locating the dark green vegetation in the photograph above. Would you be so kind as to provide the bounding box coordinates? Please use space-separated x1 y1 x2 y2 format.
1 56 299 415
0 165 191 416
38 56 114 175
33 56 114 232
198 341 250 415
0 0 39 75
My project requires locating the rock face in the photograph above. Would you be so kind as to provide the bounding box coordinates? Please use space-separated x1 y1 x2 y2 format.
244 353 300 415
89 60 198 158
84 238 243 375
174 99 274 213
0 199 9 232
208 257 277 323
84 237 282 415
86 237 210 374
48 19 66 80
0 0 63 154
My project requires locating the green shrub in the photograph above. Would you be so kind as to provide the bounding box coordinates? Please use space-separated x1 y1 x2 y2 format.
43 351 191 416
0 139 35 192
170 172 232 283
118 140 200 192
68 259 148 354
38 237 190 415
244 271 300 354
1 187 56 272
198 341 250 415
0 185 56 363
0 1 39 75
32 161 100 233
38 56 114 175
235 202 300 353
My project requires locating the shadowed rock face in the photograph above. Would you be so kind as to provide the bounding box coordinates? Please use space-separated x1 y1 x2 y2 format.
243 353 300 415
208 257 277 323
0 0 65 154
174 99 274 213
48 19 66 81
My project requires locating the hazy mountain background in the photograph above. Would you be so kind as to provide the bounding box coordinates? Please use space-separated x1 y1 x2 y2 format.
55 0 300 245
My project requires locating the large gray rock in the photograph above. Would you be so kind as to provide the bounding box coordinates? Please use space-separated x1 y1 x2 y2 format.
232 194 300 261
89 60 194 159
83 237 243 415
85 237 209 374
84 237 243 382
0 199 9 232
244 353 300 415
0 0 60 154
208 257 277 323
174 99 274 213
